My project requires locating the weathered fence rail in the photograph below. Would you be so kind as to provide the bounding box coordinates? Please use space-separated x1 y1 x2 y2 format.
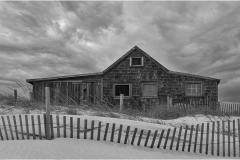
0 114 239 158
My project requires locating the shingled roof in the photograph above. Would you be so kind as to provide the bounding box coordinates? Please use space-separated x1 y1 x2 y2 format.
26 46 220 84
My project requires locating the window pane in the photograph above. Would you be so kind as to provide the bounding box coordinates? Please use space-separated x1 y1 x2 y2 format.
115 85 129 96
143 84 157 96
186 83 201 95
132 57 142 65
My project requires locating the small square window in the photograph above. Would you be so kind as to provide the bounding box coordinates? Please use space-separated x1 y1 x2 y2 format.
130 57 143 66
142 83 158 97
113 84 132 98
186 83 202 96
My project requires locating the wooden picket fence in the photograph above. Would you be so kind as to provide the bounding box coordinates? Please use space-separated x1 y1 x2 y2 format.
172 101 240 115
0 114 239 158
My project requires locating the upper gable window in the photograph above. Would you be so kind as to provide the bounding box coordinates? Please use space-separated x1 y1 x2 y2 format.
130 57 143 66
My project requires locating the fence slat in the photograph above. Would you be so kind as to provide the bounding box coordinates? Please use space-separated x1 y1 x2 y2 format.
84 119 87 139
37 115 42 140
31 115 36 140
77 118 80 139
170 128 177 150
163 128 170 149
0 124 3 140
188 125 194 152
103 123 109 141
117 124 123 143
199 123 204 153
206 123 209 154
50 115 54 139
217 121 220 156
7 116 14 140
144 130 151 147
157 130 165 148
238 119 240 158
211 122 215 155
91 120 94 140
131 128 137 145
111 123 115 142
137 130 144 146
1 116 9 140
228 120 231 157
56 115 60 138
25 115 30 139
176 127 182 150
151 130 158 148
97 122 101 141
70 117 73 138
222 121 225 157
194 124 199 153
124 126 130 144
182 125 188 151
233 120 236 157
19 115 24 140
13 115 19 140
63 116 66 138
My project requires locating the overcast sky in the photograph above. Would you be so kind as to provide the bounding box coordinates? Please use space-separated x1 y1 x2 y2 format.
0 1 239 102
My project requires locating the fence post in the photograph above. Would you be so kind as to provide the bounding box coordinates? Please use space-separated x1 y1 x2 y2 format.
120 94 124 111
29 92 33 101
14 89 17 104
167 95 172 109
45 85 51 140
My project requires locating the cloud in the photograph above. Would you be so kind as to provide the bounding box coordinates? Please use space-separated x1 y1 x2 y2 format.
0 1 239 102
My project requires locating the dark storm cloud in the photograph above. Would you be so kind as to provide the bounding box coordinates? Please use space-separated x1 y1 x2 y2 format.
0 1 239 102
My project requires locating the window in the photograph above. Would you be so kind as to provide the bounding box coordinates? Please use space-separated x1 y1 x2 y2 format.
142 83 158 97
130 57 143 66
186 83 202 96
113 84 132 98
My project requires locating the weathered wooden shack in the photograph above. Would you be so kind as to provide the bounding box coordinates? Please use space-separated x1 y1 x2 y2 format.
26 46 220 109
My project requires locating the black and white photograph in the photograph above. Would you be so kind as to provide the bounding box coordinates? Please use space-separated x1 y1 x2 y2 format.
0 0 239 159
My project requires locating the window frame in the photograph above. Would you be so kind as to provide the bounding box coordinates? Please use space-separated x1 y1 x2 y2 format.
113 83 132 99
141 82 158 98
130 57 144 67
184 81 203 97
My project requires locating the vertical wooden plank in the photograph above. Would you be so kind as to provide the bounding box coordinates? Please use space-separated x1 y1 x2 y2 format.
70 117 73 138
131 128 137 145
137 129 144 146
91 120 94 140
222 121 225 157
164 128 171 149
97 121 101 141
13 115 19 140
77 118 80 139
182 126 188 151
211 122 215 155
63 116 66 138
199 123 204 153
86 83 89 104
124 126 130 144
103 123 109 141
194 124 199 153
1 116 9 140
31 115 36 140
7 116 14 140
151 130 158 148
56 115 60 138
37 115 42 140
206 123 209 154
217 121 220 156
25 115 30 139
50 115 54 139
233 120 236 157
188 125 194 152
144 130 151 147
0 125 3 140
84 119 87 139
110 123 116 142
176 127 182 150
157 130 165 148
170 128 177 150
117 124 123 143
228 120 231 157
238 119 240 158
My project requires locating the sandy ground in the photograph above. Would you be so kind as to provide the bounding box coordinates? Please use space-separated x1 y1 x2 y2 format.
0 138 225 159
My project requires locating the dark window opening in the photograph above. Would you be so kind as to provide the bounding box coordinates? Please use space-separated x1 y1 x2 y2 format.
115 85 130 96
132 57 142 66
